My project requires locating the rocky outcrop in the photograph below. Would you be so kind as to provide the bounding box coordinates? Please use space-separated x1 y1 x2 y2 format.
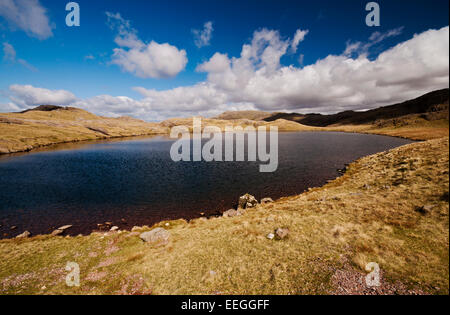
140 228 170 247
238 194 258 209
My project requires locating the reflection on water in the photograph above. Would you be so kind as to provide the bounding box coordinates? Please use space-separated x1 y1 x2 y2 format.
0 132 413 237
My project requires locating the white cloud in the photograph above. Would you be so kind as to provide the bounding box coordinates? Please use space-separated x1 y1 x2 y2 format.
291 29 309 53
8 85 76 108
106 12 187 79
2 42 15 61
0 0 53 40
344 27 404 57
192 21 214 48
191 26 448 113
2 42 37 71
5 26 449 120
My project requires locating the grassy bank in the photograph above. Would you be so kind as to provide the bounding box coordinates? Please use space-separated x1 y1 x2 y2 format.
1 137 448 295
0 108 167 154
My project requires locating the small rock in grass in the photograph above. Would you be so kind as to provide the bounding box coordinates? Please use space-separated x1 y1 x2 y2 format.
16 231 31 239
416 205 435 215
57 225 72 231
140 228 170 247
223 209 240 218
51 229 64 236
110 226 119 231
261 197 274 205
267 233 275 240
275 228 289 240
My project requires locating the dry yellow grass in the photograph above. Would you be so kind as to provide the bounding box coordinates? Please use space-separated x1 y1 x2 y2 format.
1 137 448 295
0 108 167 154
160 116 319 132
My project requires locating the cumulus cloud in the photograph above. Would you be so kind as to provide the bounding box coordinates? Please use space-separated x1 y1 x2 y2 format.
0 0 53 40
191 26 448 113
8 85 76 109
192 21 214 48
2 42 37 71
106 12 188 79
5 26 449 120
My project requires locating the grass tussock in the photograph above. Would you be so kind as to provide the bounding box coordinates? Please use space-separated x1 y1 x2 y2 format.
0 137 448 295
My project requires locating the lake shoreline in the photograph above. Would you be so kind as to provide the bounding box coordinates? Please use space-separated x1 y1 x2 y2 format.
0 127 424 157
0 132 413 239
1 137 448 295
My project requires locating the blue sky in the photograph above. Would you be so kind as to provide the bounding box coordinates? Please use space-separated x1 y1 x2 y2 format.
0 0 449 120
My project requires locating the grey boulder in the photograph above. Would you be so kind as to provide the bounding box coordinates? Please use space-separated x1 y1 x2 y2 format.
140 228 170 246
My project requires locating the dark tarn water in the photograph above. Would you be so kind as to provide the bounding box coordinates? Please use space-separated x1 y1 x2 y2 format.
0 132 412 238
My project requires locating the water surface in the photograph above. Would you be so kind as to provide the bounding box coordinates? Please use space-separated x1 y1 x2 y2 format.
0 132 413 237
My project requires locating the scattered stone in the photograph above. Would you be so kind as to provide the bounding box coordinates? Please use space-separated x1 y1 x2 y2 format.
57 225 72 231
275 228 289 240
238 194 258 209
140 228 170 246
165 223 170 227
223 209 240 218
105 222 112 225
51 229 64 236
266 233 275 240
200 212 205 216
50 225 72 236
131 226 141 232
416 205 435 215
10 226 17 230
261 197 274 204
110 226 119 231
363 184 371 190
16 231 31 239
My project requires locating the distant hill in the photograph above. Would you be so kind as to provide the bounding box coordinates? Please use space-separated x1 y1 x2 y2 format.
264 89 449 127
20 105 76 113
213 110 272 121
